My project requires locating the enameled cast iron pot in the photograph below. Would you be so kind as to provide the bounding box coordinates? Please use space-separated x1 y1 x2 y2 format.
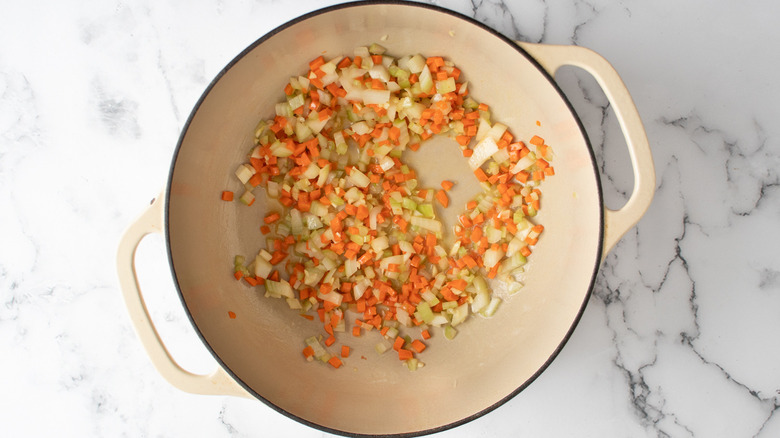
117 2 655 436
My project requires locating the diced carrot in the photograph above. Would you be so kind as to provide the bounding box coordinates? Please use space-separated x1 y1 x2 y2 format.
398 349 413 361
411 339 426 353
516 171 530 183
337 57 352 69
328 356 342 368
302 346 315 359
221 191 233 201
421 329 431 340
474 168 488 182
435 190 449 208
264 212 281 224
456 135 470 146
393 336 405 351
341 345 350 358
309 55 325 71
441 180 454 191
228 311 236 319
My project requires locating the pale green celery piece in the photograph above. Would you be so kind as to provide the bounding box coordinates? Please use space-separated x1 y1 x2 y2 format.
234 255 246 266
406 358 419 371
349 234 364 245
402 197 418 211
288 93 305 110
375 342 390 355
389 198 403 215
254 120 268 138
410 82 422 97
417 203 435 218
368 43 386 55
329 193 345 206
388 65 410 80
444 325 458 340
415 302 435 324
389 148 403 158
442 301 458 310
463 97 479 109
239 190 255 206
276 223 291 237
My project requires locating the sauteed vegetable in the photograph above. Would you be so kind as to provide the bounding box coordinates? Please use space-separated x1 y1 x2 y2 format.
225 45 554 370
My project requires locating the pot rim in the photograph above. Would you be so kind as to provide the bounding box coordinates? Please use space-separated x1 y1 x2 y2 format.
164 1 605 436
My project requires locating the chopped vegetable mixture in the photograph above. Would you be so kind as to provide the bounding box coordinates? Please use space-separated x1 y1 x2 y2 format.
226 44 555 371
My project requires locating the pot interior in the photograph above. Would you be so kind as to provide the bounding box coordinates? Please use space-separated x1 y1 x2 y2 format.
167 3 602 435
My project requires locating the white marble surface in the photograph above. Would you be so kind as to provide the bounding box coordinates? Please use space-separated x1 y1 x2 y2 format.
2 0 779 436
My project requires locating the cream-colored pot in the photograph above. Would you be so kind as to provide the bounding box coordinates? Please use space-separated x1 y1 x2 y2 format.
117 2 655 436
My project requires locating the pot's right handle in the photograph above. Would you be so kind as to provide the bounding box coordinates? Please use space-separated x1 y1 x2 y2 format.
116 194 251 399
516 42 655 259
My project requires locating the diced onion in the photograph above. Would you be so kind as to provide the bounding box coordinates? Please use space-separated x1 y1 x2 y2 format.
468 136 499 170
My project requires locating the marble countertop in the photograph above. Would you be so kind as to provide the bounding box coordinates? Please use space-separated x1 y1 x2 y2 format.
3 0 779 436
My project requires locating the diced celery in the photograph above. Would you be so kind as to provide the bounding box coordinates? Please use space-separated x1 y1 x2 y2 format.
384 326 399 340
368 43 386 55
415 302 435 324
287 93 305 110
401 197 417 211
239 190 255 206
417 203 435 218
444 324 458 340
410 216 442 233
375 340 390 355
450 303 469 327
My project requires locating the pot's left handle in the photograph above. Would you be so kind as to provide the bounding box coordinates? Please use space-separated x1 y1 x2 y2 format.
116 194 252 399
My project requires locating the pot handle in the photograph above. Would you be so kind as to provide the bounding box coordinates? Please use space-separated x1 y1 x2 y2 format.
116 194 251 398
516 42 655 258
